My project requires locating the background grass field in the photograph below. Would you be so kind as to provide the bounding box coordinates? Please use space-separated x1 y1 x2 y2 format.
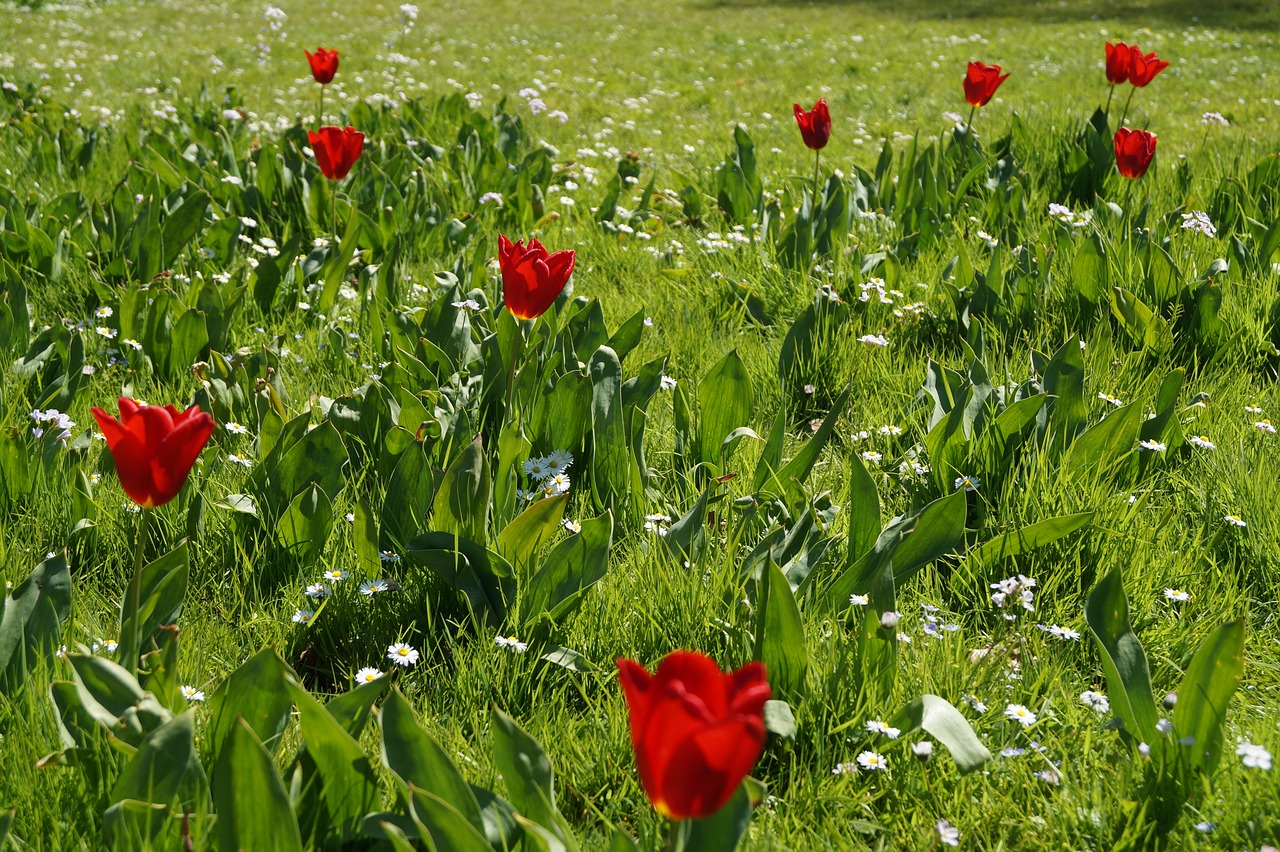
1 0 1279 849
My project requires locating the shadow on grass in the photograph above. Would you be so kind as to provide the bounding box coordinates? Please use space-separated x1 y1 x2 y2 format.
697 0 1280 30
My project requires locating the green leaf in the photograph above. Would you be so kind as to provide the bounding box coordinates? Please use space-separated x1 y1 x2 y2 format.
285 678 380 830
491 706 569 845
771 384 851 500
1065 402 1142 477
213 719 303 852
353 495 383 580
118 540 188 676
1172 618 1244 776
698 349 754 465
754 557 808 698
685 783 753 852
407 787 493 852
206 648 297 763
845 451 880 564
1072 233 1107 303
404 532 514 627
109 711 200 810
661 486 711 565
521 512 613 629
497 492 569 577
888 694 991 774
763 699 797 740
1043 335 1086 443
379 689 486 832
275 484 333 562
967 512 1094 564
0 808 12 848
433 434 490 544
325 675 391 738
1085 569 1160 744
0 552 71 688
589 345 630 511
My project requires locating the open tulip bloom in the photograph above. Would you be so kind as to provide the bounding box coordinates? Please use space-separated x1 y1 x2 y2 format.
1114 127 1156 180
305 46 339 117
309 125 364 234
1106 42 1169 125
959 62 1008 174
92 397 215 510
617 651 771 830
498 234 575 322
793 98 831 200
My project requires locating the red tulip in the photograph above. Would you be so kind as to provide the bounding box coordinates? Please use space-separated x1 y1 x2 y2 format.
1127 47 1169 87
498 234 575 320
92 398 215 509
1114 128 1157 179
963 62 1009 108
616 651 771 821
304 47 339 85
1104 41 1131 85
792 99 831 151
308 125 364 181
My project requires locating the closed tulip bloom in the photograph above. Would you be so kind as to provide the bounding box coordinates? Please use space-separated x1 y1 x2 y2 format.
1114 128 1157 179
1104 41 1131 85
304 47 339 85
308 125 364 181
617 651 771 820
963 62 1009 107
1126 47 1169 87
92 398 215 509
498 234 575 320
793 99 831 150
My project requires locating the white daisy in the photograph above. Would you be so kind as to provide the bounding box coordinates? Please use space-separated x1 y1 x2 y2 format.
292 610 315 624
387 642 420 667
495 635 529 653
323 569 348 582
181 685 206 702
355 667 384 684
1004 704 1037 727
856 751 888 771
864 720 901 739
1188 435 1215 450
1224 514 1247 528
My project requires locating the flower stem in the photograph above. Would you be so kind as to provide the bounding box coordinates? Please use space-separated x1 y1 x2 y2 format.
1118 86 1136 129
1104 85 1114 123
962 104 978 181
670 819 691 852
121 509 148 676
812 148 821 208
318 85 325 124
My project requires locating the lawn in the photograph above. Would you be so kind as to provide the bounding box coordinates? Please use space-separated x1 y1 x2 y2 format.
0 0 1278 849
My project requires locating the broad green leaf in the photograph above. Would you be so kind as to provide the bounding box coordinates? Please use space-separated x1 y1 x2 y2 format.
408 787 493 852
433 434 490 545
118 541 188 676
1065 402 1142 476
685 783 753 852
845 451 880 564
109 711 200 809
404 532 514 626
967 512 1094 564
521 512 613 629
354 495 383 579
206 647 296 763
275 484 333 562
380 689 485 832
285 679 380 829
891 489 967 585
214 719 303 852
888 694 991 774
497 492 569 577
491 706 568 845
1043 335 1086 443
754 557 808 698
325 674 392 738
589 345 630 511
0 552 71 687
772 384 851 500
1072 233 1107 303
1085 569 1160 744
1172 618 1244 776
661 486 711 565
698 349 754 465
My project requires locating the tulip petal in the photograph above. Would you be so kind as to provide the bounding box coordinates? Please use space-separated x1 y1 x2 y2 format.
656 716 767 819
149 408 215 507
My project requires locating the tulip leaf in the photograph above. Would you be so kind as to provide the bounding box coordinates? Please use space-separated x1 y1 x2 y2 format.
698 348 753 465
285 678 380 831
0 808 12 848
497 492 569 578
404 532 514 627
433 434 490 545
275 483 333 563
407 787 493 852
491 706 575 848
213 718 303 852
662 485 711 566
353 495 383 580
118 541 188 677
1065 402 1142 478
520 512 613 630
845 451 881 565
1085 568 1160 745
772 383 851 501
685 782 752 852
967 512 1095 564
589 345 630 512
108 710 201 819
380 689 486 835
1172 618 1245 777
754 556 808 699
888 694 991 774
205 647 296 764
0 551 71 691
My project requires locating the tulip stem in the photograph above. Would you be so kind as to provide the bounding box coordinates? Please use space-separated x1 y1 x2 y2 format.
318 86 325 124
120 509 148 677
504 321 526 429
331 189 339 241
812 148 821 208
669 819 692 852
1103 85 1114 123
1118 86 1136 130
961 104 977 181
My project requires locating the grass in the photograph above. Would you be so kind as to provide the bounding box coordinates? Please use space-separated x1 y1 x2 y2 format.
1 0 1279 849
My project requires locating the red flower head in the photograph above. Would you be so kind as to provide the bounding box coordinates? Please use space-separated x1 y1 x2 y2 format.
304 47 339 85
792 99 831 151
963 61 1009 108
1104 41 1131 85
1126 47 1169 87
308 125 364 181
1114 128 1157 179
616 651 771 821
498 234 575 320
91 398 215 509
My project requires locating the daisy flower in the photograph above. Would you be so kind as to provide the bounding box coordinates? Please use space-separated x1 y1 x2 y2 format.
1080 690 1110 714
563 519 581 533
1224 514 1247 528
864 720 901 739
954 475 980 492
1138 439 1166 452
856 751 888 771
495 635 529 653
387 642 420 667
1164 588 1190 602
1004 704 1037 727
323 569 348 582
181 685 206 702
1188 435 1215 450
522 457 551 480
544 449 574 473
292 610 315 624
360 579 398 596
355 667 385 684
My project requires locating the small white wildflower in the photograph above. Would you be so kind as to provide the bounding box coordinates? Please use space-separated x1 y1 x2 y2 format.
1004 704 1037 727
181 685 206 702
387 642 420 667
355 667 384 683
856 751 889 771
